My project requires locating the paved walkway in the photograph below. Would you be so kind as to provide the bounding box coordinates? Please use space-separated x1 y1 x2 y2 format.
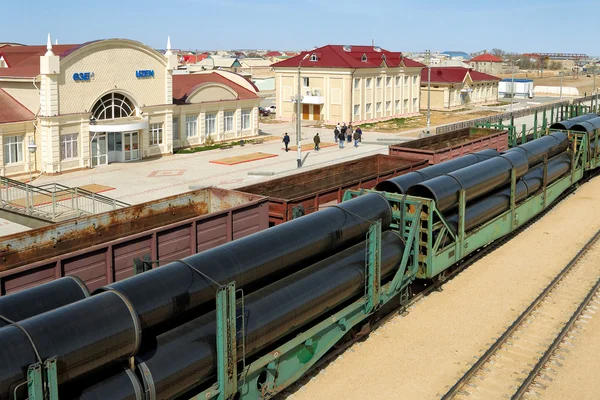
31 124 417 205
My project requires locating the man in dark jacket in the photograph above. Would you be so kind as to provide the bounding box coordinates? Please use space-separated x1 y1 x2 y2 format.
283 133 291 152
353 129 360 147
355 126 363 142
333 126 339 143
313 133 321 151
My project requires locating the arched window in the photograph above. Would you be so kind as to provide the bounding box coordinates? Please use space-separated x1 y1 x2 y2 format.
91 93 136 120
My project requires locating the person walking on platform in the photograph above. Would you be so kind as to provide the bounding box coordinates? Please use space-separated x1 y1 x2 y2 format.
313 133 321 151
283 133 291 152
338 130 345 148
353 129 360 147
355 126 363 142
334 126 339 143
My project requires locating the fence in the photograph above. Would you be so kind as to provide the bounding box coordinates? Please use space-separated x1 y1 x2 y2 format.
437 95 598 134
0 176 130 222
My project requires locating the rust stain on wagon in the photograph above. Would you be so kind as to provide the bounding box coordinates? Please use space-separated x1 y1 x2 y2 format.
0 188 257 272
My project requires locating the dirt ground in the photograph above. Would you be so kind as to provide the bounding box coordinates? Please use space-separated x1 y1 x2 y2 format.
497 72 598 96
352 110 501 133
281 174 600 400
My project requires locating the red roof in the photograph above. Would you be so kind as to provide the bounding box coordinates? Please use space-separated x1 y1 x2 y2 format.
272 45 424 69
0 88 34 124
264 51 283 57
181 53 208 64
469 54 503 63
0 44 79 78
172 72 259 104
421 67 500 84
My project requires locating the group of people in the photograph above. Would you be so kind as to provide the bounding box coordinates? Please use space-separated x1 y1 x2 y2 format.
281 123 363 153
334 123 362 149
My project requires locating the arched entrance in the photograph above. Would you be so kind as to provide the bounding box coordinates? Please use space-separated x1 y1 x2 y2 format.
89 92 145 167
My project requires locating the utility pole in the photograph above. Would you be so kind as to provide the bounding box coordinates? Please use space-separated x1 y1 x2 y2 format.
559 71 564 100
426 49 431 135
594 61 597 111
296 54 309 168
510 62 516 113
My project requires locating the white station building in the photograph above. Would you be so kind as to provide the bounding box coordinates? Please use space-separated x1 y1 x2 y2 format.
0 36 261 177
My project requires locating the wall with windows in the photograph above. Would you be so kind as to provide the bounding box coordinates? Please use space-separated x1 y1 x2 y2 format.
0 121 37 177
172 99 259 149
419 80 499 111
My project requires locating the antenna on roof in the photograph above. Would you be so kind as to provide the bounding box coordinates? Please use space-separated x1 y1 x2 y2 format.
372 39 374 47
343 45 352 52
45 33 54 56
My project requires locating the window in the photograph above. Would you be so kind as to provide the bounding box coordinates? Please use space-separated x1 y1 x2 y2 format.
413 98 418 109
376 77 382 88
224 111 235 132
302 77 309 87
149 123 163 146
310 54 318 61
3 135 23 164
386 101 391 112
173 117 179 141
353 104 360 115
376 102 382 112
366 78 372 88
395 77 400 86
186 115 198 138
91 92 135 120
354 78 360 89
205 113 216 137
403 99 408 112
60 134 78 160
361 54 367 62
404 76 408 85
386 77 391 87
395 100 400 111
413 75 418 85
366 103 372 114
241 109 251 130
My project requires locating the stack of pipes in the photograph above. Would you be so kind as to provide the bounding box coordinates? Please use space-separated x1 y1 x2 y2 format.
0 193 401 400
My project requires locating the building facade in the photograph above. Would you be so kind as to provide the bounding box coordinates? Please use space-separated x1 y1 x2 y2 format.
468 53 504 75
420 67 500 110
0 37 260 178
272 45 424 124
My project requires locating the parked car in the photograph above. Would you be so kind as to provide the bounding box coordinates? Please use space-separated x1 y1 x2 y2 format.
259 107 270 117
266 105 276 114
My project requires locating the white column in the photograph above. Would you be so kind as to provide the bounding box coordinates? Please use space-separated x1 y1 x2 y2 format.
217 110 224 141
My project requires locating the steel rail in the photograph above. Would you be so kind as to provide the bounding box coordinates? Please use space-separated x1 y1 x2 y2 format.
512 274 600 399
441 225 600 400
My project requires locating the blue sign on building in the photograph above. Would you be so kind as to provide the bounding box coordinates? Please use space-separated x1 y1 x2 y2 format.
73 72 93 81
136 70 155 78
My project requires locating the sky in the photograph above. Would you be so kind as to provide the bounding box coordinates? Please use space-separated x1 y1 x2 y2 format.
2 0 599 55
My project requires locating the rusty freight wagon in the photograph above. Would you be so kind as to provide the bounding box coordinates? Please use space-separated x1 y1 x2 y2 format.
0 188 268 295
389 127 509 165
238 154 427 226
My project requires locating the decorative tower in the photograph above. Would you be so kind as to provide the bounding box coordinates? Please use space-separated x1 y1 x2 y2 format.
164 36 178 154
39 34 61 173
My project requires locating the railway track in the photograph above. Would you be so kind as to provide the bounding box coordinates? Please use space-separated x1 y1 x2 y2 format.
442 227 600 400
278 172 599 399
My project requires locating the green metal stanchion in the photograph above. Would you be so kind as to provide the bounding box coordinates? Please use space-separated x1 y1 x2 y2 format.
365 221 382 314
533 110 538 138
216 283 238 400
522 124 527 145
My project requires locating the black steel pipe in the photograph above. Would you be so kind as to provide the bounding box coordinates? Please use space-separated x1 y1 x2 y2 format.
549 113 598 131
504 132 569 166
134 231 404 400
570 116 600 133
0 276 89 328
0 291 141 400
444 153 571 234
374 149 500 194
407 151 529 213
97 193 392 331
60 366 143 400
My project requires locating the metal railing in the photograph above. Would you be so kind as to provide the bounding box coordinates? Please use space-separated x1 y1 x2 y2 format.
0 176 130 222
436 94 597 134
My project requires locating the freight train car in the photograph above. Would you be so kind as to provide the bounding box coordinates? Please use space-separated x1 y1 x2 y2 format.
1 114 599 400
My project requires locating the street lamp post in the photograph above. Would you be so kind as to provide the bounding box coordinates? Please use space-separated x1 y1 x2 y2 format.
296 54 309 168
426 49 431 135
559 71 564 100
27 138 37 183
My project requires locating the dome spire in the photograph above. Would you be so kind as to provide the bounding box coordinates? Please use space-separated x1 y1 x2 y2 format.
45 33 54 56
